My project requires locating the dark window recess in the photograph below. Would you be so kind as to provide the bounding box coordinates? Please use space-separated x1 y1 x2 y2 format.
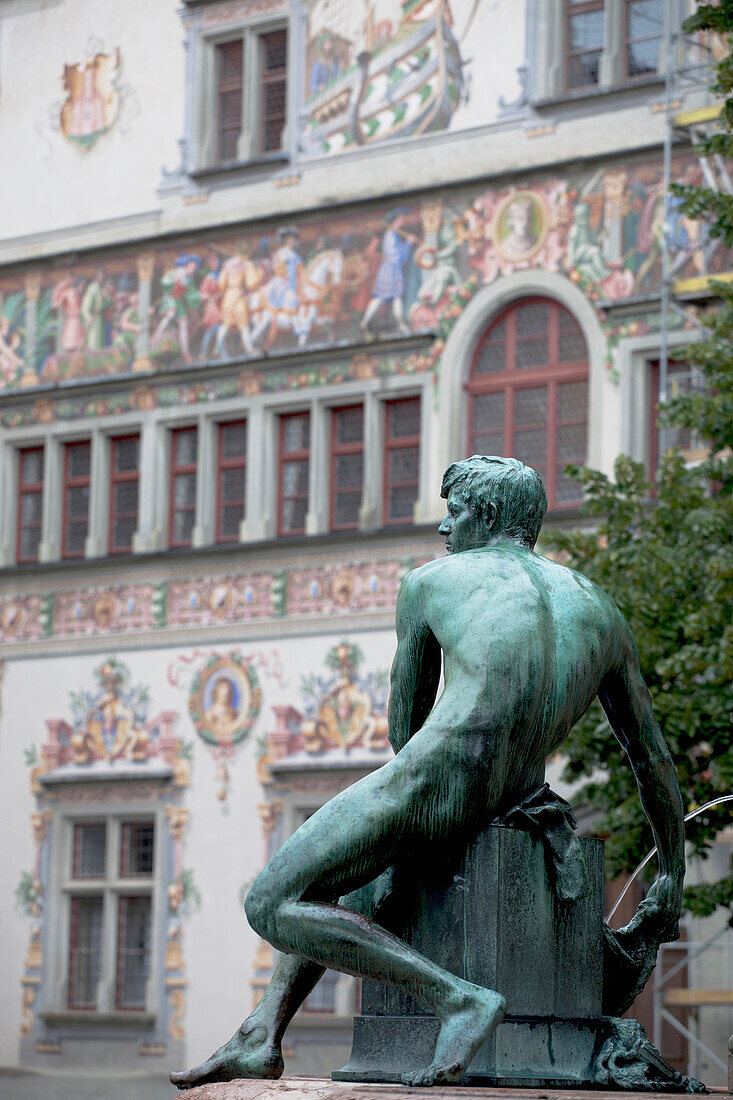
259 29 287 153
72 822 107 878
625 0 663 79
116 896 152 1011
278 412 310 536
68 895 104 1009
566 0 605 90
62 440 91 559
217 420 247 543
170 427 197 548
17 446 44 563
468 298 588 511
331 405 364 532
384 398 421 526
304 968 339 1013
109 435 139 554
120 821 155 878
216 39 244 164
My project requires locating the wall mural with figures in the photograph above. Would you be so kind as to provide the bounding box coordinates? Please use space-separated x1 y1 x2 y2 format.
16 657 196 1048
0 155 721 392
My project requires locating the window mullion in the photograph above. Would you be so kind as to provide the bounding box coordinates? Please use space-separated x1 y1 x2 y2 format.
239 30 258 162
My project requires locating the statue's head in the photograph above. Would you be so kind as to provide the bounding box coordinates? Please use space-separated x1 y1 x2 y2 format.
439 456 547 553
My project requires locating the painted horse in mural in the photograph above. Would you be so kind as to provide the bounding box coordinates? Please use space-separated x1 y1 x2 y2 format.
248 248 344 350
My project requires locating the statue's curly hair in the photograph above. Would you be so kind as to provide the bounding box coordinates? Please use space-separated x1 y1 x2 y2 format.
440 455 547 549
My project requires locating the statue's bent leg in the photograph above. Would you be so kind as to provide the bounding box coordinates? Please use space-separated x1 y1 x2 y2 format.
245 750 506 1086
170 881 381 1089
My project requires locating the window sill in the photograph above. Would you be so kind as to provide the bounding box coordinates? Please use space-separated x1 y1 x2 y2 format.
41 1011 156 1030
189 152 289 181
532 74 664 111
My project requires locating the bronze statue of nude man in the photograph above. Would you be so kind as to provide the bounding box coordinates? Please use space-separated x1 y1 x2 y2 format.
172 455 685 1090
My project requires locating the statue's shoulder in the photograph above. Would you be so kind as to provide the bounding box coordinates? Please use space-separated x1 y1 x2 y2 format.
398 556 448 594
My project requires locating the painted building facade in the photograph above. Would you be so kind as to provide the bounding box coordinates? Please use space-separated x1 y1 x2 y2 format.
0 0 729 1089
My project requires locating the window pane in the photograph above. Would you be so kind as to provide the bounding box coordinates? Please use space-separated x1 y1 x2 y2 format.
558 379 588 420
474 336 506 375
67 485 89 519
117 896 152 1011
21 491 42 525
627 37 660 76
388 483 417 521
334 491 361 527
114 481 138 516
20 526 41 560
282 459 309 495
174 429 197 466
557 422 587 462
73 823 106 877
221 466 245 502
68 442 91 478
558 315 587 361
628 0 663 39
335 406 364 445
472 391 505 433
114 437 139 473
516 301 549 338
282 414 309 453
569 9 604 50
514 387 548 427
281 496 307 533
265 81 286 117
218 38 243 81
389 399 420 439
121 822 154 877
21 449 43 484
335 452 363 489
220 128 239 163
388 445 419 485
113 516 137 551
69 895 103 1009
173 509 195 545
262 29 287 71
514 427 547 470
568 50 601 88
66 519 87 554
221 504 242 539
174 472 196 509
221 421 247 460
304 969 339 1012
515 336 549 369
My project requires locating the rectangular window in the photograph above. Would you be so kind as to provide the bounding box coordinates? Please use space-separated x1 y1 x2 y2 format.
216 39 244 165
278 412 310 536
625 0 663 80
17 446 44 563
259 29 288 154
211 27 288 167
330 405 364 532
62 440 91 559
116 896 152 1011
109 435 139 555
384 398 421 526
170 427 197 548
566 0 605 90
120 821 155 878
73 822 107 878
217 420 247 543
650 361 707 476
68 895 104 1009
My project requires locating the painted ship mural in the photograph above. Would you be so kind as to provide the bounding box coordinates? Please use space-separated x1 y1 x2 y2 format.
303 0 467 156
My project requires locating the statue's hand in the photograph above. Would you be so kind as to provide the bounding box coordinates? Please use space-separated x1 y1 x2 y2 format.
627 874 683 943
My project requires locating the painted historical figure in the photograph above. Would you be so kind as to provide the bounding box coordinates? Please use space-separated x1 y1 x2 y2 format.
153 253 202 363
81 267 114 350
173 456 684 1091
495 194 545 262
360 208 418 334
203 676 240 740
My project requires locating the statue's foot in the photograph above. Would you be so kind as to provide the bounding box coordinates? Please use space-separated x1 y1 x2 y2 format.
402 986 506 1088
170 1021 284 1090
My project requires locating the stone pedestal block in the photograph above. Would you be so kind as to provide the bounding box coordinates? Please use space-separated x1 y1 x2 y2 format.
334 824 606 1087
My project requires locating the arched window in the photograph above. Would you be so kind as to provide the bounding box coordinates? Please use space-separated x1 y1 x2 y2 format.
467 297 588 510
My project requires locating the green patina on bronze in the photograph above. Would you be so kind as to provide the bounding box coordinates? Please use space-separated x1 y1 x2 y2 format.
172 455 686 1091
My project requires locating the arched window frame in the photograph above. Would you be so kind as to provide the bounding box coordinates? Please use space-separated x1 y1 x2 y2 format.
465 296 589 512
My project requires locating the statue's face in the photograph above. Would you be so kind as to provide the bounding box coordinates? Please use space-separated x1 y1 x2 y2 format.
438 487 492 554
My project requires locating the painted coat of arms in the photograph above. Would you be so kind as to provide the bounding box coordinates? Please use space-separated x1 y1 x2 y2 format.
60 48 121 149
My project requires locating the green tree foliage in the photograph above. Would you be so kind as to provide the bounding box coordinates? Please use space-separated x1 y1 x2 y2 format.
543 3 733 917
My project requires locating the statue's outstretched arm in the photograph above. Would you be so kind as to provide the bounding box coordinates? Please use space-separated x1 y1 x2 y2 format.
388 572 441 755
598 637 685 941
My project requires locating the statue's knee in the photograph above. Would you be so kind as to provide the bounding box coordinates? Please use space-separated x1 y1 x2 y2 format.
244 877 273 939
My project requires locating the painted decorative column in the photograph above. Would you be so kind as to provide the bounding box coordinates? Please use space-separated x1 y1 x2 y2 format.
133 252 155 372
418 201 444 294
602 170 628 264
21 272 42 388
